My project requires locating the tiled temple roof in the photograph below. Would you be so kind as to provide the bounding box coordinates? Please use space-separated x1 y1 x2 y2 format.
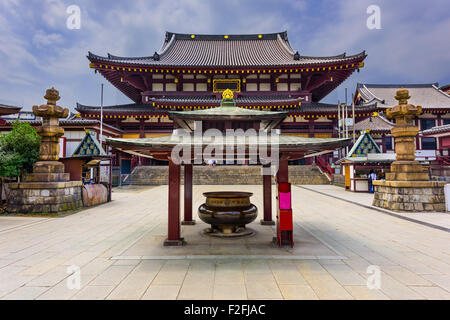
423 124 450 135
76 100 380 116
89 31 366 68
152 94 302 104
0 103 21 116
2 118 124 133
352 114 395 132
356 83 450 109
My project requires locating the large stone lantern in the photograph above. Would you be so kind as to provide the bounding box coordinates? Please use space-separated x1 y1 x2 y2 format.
373 89 446 212
7 88 83 214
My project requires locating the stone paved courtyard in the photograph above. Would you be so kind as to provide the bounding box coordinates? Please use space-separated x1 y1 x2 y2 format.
0 185 449 300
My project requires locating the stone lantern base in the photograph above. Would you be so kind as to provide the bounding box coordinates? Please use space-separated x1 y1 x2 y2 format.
372 180 446 212
6 181 83 214
6 161 83 214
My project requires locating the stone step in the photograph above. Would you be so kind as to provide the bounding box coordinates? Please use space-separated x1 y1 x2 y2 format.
125 165 330 185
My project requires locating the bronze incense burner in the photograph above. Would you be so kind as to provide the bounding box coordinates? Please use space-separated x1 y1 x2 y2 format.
198 191 258 237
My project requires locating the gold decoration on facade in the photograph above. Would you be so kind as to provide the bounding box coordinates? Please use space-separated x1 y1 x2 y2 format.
222 89 234 100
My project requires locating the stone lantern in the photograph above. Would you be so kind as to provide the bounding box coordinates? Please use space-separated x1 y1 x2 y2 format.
7 88 83 214
372 89 446 212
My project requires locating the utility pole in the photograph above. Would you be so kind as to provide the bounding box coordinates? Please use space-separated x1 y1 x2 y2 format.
345 88 348 139
337 100 341 139
345 88 349 155
100 83 104 143
352 93 356 143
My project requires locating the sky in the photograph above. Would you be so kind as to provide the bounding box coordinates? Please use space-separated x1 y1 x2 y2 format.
0 0 449 111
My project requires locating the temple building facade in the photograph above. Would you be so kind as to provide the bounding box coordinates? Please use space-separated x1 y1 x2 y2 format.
77 31 378 169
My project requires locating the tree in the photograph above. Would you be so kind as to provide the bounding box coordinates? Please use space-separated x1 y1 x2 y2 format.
0 120 41 201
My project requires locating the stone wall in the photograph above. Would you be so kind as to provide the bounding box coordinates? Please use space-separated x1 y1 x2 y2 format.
125 165 330 185
332 174 345 187
7 182 83 214
372 185 446 212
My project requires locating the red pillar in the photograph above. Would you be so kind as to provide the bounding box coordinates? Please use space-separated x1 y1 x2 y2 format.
182 164 195 225
261 164 274 225
164 158 185 246
276 156 291 245
277 157 289 183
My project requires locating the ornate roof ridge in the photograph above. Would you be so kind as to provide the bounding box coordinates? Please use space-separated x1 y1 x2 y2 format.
164 31 289 41
106 53 156 61
359 82 440 89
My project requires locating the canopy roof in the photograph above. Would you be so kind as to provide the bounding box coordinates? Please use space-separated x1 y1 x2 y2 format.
169 96 287 131
89 31 366 68
72 131 106 157
107 134 351 161
347 131 382 157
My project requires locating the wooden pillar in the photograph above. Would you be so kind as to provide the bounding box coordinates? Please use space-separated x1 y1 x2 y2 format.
164 158 185 246
182 164 195 225
277 156 289 183
261 164 274 225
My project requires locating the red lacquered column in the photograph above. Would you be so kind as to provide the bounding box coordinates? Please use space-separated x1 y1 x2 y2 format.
182 163 195 225
164 158 185 246
261 164 275 225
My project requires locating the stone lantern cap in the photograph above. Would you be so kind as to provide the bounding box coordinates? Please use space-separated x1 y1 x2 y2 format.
385 89 422 120
32 87 69 119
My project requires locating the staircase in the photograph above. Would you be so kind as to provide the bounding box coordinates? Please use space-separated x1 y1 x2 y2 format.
314 156 334 181
125 165 330 185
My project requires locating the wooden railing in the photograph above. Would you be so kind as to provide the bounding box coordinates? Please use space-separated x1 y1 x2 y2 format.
435 156 450 166
315 156 334 180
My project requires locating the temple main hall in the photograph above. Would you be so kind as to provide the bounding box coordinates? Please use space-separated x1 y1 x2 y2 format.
78 31 375 168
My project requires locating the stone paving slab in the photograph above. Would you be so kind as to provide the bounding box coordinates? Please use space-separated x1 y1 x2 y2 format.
299 184 450 230
0 184 449 300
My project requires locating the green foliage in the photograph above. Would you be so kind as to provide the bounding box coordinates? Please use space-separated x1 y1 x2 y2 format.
0 120 41 178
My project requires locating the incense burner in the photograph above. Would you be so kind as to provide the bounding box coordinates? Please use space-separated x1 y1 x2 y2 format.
198 191 257 236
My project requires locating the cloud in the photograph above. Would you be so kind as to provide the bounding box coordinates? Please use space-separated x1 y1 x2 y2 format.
32 30 64 48
0 0 448 109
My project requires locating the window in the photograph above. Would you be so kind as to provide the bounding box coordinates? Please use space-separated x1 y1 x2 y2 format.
420 119 436 131
196 83 207 91
314 125 332 130
259 83 270 91
444 119 450 125
182 83 194 91
422 137 436 150
385 137 392 150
